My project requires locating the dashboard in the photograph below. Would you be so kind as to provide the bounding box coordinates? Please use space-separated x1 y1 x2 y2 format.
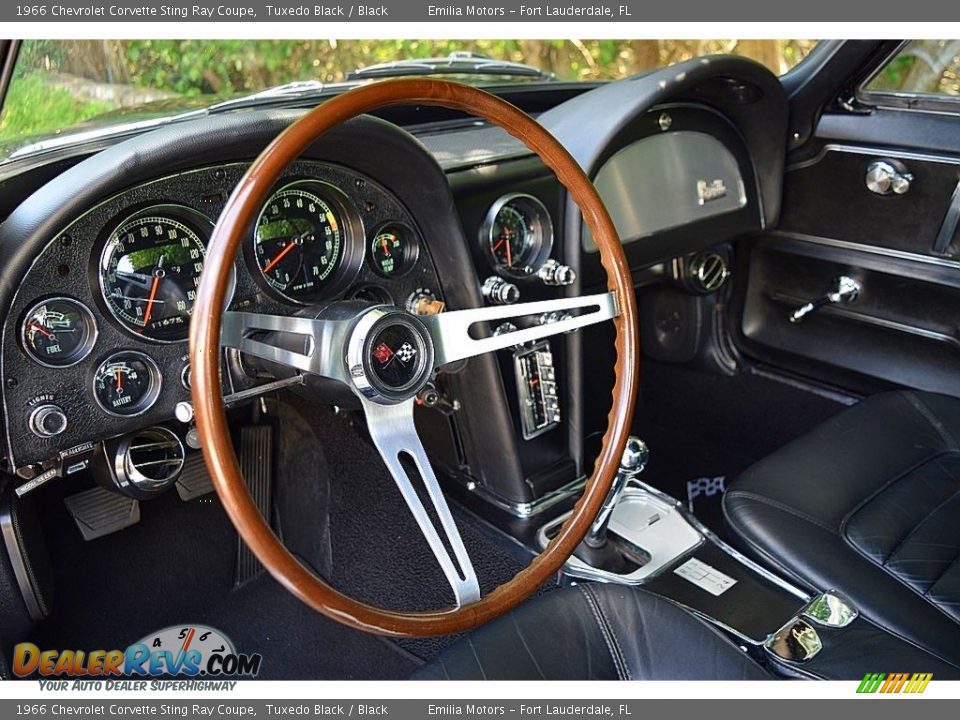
0 58 787 514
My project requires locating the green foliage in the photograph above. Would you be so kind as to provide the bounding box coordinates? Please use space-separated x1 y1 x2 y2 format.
1 39 818 149
0 72 111 143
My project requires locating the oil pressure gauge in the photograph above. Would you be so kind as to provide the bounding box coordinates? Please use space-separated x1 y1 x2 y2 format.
93 351 161 417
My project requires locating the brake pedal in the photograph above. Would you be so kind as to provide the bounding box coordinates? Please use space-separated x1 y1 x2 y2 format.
64 487 140 541
234 425 274 587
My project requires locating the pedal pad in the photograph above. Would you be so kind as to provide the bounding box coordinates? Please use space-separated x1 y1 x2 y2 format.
64 487 139 541
176 453 215 501
235 425 273 587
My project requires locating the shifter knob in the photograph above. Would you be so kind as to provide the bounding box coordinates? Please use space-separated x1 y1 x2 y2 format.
621 436 649 474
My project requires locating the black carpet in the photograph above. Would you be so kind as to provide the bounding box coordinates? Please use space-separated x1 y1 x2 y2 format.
631 360 847 534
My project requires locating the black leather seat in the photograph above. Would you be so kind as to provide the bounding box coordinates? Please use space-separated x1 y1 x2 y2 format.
413 583 769 680
723 390 960 668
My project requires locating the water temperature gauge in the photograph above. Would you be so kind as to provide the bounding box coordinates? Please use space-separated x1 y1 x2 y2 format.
370 224 418 277
20 297 98 368
92 351 162 417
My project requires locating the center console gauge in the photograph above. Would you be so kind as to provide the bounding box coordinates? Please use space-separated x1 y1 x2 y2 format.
481 193 554 279
252 180 363 303
92 351 162 417
20 297 97 368
99 205 213 343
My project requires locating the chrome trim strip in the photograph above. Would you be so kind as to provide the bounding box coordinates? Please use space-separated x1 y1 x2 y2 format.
0 501 44 621
766 230 960 272
787 142 960 173
461 475 586 518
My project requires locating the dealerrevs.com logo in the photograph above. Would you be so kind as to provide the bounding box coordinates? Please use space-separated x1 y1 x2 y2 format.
13 625 262 685
857 673 933 694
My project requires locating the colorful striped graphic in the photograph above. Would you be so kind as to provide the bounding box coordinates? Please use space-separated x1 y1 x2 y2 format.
857 672 933 694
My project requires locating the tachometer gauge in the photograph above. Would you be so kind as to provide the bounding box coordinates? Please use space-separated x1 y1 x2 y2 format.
20 297 97 368
370 224 418 277
481 193 554 279
254 181 359 303
100 206 212 342
92 351 161 417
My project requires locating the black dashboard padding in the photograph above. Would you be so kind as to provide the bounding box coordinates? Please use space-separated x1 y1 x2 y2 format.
412 582 771 680
724 391 960 668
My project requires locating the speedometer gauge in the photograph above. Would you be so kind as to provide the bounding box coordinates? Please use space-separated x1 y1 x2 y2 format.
99 205 212 342
481 193 554 279
254 181 361 303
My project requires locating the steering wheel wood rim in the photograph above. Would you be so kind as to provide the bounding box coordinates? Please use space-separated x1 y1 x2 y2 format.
190 78 638 637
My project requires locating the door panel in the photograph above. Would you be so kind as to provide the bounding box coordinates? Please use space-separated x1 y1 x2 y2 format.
739 133 960 397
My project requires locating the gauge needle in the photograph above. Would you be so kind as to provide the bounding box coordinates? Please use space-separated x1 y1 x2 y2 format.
115 367 123 391
30 323 54 339
381 236 391 256
263 241 298 274
142 275 161 329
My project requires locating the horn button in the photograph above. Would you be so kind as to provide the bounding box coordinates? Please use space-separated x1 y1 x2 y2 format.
347 308 434 403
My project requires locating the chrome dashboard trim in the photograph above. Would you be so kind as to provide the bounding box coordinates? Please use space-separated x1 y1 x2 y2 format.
787 142 960 173
460 475 587 518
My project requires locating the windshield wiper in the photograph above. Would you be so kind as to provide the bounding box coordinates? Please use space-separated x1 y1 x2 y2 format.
347 52 553 82
205 80 346 113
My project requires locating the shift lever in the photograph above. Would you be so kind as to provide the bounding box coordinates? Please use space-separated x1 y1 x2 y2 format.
583 436 649 548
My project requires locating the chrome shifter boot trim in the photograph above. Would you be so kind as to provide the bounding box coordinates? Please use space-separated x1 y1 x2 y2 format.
538 480 704 584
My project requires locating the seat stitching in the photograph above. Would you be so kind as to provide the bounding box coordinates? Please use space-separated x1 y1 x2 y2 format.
906 392 960 450
577 584 626 680
926 550 960 598
885 484 960 569
725 490 839 535
584 584 632 681
509 614 547 680
839 450 958 538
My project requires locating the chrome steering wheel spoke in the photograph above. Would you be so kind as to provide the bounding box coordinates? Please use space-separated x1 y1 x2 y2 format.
421 291 618 367
360 397 481 607
220 311 352 382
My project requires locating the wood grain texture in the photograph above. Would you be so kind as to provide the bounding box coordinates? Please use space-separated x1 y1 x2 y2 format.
189 79 639 636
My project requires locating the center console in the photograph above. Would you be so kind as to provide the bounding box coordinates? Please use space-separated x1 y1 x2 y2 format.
535 436 960 680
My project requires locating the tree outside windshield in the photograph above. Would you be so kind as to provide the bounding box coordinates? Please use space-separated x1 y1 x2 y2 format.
0 40 816 156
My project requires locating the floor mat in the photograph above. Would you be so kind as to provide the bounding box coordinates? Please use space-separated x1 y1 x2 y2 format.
632 360 848 535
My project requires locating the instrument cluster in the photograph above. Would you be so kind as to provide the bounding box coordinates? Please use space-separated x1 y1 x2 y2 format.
3 160 438 471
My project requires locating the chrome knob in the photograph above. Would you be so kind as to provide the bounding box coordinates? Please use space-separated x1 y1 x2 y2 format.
538 259 576 286
866 160 913 196
621 436 649 473
482 276 520 305
29 405 68 438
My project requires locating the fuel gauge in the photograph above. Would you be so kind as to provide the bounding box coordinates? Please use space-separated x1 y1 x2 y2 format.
21 297 98 368
93 351 161 417
370 224 417 277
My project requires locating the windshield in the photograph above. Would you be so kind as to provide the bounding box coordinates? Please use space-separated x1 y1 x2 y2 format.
0 39 817 162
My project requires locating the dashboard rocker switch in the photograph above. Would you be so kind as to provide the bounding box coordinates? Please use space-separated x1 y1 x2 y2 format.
482 276 520 305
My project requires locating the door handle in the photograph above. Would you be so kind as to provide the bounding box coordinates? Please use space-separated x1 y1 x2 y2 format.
789 275 861 324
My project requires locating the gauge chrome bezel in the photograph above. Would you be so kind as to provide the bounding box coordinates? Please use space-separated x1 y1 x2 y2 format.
369 222 420 279
97 204 232 345
480 192 555 279
91 350 163 418
19 296 99 369
250 179 365 305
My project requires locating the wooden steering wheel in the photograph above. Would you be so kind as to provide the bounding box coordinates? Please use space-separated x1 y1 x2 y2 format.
189 79 638 637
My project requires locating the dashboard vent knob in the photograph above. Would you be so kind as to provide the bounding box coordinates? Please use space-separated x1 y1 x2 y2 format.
114 427 185 498
686 251 730 294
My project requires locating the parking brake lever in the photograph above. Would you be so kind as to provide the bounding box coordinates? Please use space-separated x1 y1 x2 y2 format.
583 436 649 549
789 275 861 324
